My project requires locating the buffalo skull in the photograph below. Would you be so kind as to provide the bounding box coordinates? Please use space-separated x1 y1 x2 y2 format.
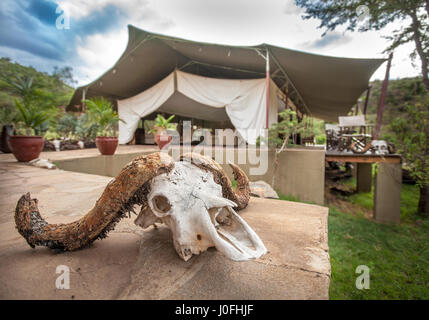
15 152 267 261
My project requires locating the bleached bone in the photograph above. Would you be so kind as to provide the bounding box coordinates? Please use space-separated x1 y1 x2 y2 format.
135 161 267 261
15 152 266 262
371 140 389 155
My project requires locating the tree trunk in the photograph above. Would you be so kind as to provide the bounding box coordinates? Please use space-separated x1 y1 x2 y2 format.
418 185 429 217
410 11 429 91
271 135 289 188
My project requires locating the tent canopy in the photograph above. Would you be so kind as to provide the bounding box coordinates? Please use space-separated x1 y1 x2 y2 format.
69 25 385 121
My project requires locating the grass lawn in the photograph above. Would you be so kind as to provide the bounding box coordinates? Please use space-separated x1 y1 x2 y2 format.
327 173 429 299
279 177 428 299
345 177 421 223
236 177 429 299
328 206 429 299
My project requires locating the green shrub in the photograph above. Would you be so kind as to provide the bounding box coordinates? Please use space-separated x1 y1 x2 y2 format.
316 134 326 145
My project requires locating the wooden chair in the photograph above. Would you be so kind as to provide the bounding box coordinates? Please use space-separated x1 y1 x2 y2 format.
338 115 373 153
325 124 340 151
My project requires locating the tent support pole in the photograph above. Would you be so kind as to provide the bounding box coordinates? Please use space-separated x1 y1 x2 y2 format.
81 88 87 112
268 50 312 117
363 85 372 117
285 88 289 110
178 61 195 70
374 53 393 140
266 49 270 129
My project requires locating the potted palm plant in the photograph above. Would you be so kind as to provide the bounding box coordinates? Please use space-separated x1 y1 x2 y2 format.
84 97 125 155
7 76 56 161
149 114 175 149
9 98 56 162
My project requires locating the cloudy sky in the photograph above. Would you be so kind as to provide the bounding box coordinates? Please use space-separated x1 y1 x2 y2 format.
0 0 418 87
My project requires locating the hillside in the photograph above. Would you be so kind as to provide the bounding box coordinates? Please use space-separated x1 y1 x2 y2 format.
360 77 427 138
0 57 75 124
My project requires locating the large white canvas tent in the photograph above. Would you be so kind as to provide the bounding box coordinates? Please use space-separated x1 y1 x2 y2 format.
118 70 281 144
69 25 386 144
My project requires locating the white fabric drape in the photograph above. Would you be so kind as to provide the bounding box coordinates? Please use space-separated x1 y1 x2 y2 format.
118 70 280 144
118 72 175 144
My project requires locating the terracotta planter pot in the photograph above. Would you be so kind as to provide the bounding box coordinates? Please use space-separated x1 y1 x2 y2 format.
155 132 172 150
8 135 44 162
95 136 118 155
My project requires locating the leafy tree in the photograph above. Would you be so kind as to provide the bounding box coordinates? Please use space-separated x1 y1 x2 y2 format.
294 0 429 91
386 95 429 215
52 66 77 87
266 109 307 149
261 109 308 187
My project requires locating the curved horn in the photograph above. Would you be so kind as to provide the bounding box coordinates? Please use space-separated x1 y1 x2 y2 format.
180 153 250 210
15 152 174 251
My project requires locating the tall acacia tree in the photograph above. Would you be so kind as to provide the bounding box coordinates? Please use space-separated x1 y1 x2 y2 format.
294 0 429 91
387 95 429 216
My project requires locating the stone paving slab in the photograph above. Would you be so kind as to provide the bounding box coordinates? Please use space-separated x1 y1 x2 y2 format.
0 145 158 162
0 161 330 300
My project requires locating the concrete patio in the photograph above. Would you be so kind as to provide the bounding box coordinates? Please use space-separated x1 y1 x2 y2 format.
0 148 330 299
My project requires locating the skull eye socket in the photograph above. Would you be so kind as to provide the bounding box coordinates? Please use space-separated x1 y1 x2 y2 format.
152 195 171 216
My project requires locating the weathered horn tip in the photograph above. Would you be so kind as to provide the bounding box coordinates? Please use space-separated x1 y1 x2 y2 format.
228 162 247 180
16 192 34 207
15 192 41 248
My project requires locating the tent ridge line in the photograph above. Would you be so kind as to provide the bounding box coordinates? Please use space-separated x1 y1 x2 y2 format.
178 61 196 70
162 39 240 79
190 61 266 77
75 34 155 104
87 88 126 100
181 60 287 81
150 33 265 52
163 37 268 77
117 35 154 65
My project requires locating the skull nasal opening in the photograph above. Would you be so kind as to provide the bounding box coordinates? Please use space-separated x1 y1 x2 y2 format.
152 195 171 214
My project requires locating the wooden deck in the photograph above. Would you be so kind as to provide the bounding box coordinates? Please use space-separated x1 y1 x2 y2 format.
325 151 401 164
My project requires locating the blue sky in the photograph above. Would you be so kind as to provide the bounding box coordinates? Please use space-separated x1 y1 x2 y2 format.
0 0 419 87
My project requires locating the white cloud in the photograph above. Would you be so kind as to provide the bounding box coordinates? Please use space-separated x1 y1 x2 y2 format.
283 0 303 15
57 0 174 28
58 0 174 85
75 29 128 85
56 0 421 85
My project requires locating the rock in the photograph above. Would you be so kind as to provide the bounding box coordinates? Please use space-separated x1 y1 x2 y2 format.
28 158 56 169
60 140 80 151
83 139 96 148
249 180 279 199
43 140 56 152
